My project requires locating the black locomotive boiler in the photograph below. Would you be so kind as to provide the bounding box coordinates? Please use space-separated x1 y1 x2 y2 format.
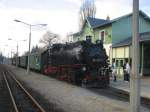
44 38 110 87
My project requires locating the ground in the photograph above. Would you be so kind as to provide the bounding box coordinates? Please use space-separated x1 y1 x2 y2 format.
7 65 150 112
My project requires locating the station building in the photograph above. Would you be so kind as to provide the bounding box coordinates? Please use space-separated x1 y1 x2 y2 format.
71 11 150 76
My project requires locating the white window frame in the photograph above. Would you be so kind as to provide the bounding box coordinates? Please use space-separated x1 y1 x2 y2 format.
99 30 105 42
85 35 92 41
84 35 86 40
84 35 89 40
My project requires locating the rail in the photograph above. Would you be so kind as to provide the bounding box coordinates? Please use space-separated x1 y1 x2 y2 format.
3 72 19 112
3 70 47 112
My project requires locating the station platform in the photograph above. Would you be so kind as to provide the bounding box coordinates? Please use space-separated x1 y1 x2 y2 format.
6 65 150 112
110 77 150 100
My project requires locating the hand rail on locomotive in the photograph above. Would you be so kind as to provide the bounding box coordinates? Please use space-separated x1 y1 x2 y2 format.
59 64 87 68
98 67 111 76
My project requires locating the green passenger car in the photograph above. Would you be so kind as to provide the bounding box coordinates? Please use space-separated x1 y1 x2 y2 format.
20 56 28 68
30 53 42 71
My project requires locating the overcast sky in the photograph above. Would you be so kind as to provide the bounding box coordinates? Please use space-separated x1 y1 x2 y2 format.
0 0 150 56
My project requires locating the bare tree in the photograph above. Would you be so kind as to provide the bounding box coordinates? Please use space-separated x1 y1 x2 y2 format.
31 45 46 54
79 0 96 29
39 31 59 47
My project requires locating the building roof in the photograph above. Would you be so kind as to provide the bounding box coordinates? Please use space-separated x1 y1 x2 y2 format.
140 31 150 42
94 10 150 29
73 10 150 37
112 31 150 48
87 17 109 28
112 37 131 48
72 17 110 35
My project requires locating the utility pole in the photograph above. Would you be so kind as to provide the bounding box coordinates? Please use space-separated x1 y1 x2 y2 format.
130 0 140 112
8 38 26 67
16 43 18 67
27 25 31 74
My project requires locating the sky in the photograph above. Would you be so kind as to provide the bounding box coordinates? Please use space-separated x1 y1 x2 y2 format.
0 0 150 56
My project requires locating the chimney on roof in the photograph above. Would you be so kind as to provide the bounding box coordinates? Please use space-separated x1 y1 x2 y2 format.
106 15 110 21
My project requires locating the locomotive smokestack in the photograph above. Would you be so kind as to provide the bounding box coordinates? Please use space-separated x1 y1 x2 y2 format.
86 36 92 43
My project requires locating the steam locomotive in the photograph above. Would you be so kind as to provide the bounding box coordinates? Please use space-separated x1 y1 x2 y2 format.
43 37 110 87
12 37 110 87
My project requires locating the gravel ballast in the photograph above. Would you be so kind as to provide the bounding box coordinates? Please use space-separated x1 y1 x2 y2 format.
8 65 150 112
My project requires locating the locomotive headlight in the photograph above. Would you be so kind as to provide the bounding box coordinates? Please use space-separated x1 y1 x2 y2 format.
92 58 101 62
92 59 96 62
82 66 86 71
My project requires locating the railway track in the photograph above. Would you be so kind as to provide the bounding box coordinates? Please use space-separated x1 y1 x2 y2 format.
0 70 15 111
3 70 47 112
2 65 150 111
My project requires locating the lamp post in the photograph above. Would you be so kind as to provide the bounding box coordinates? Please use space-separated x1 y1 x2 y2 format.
8 38 27 67
1 45 8 64
14 20 47 74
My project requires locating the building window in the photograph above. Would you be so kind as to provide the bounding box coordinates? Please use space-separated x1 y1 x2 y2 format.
85 35 91 40
116 60 119 67
99 30 105 42
120 60 123 67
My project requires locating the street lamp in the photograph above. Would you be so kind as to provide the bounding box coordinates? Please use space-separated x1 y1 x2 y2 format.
14 19 47 74
8 38 27 67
